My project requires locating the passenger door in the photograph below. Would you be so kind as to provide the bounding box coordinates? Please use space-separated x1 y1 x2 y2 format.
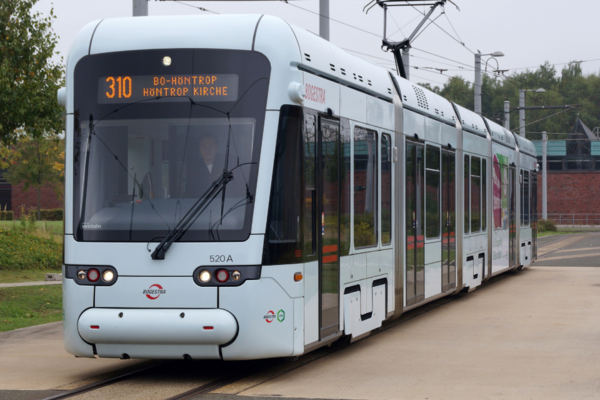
318 117 340 339
441 150 456 292
406 141 425 306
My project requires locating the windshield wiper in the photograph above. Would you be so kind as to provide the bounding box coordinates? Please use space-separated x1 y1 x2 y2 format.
151 171 233 260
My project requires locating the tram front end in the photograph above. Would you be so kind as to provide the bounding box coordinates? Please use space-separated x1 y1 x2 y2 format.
62 15 307 360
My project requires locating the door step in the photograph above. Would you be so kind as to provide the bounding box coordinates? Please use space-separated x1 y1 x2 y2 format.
343 282 385 341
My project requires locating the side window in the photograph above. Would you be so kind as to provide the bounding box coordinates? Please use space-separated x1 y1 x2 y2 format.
425 145 440 239
304 113 317 258
381 134 392 245
471 156 481 232
264 106 304 265
354 126 378 248
482 159 487 231
464 155 470 234
524 170 530 226
340 119 352 256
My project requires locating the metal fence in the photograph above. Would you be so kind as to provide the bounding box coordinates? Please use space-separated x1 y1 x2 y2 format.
538 214 600 227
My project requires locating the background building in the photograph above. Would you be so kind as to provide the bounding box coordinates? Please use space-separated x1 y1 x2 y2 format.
533 117 600 223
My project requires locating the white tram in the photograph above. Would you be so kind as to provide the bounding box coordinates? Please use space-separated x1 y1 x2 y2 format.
60 14 538 360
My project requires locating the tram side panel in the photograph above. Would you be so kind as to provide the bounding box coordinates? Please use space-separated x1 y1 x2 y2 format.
256 72 398 352
395 76 463 309
338 97 396 341
461 130 490 289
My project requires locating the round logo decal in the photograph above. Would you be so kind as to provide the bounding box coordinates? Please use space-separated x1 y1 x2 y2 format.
143 284 166 300
264 310 275 323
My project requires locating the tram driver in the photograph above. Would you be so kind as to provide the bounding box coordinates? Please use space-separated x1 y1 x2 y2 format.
185 133 243 198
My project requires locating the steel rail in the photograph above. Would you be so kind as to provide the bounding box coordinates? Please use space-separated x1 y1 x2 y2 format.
163 359 281 400
535 234 594 260
39 362 166 400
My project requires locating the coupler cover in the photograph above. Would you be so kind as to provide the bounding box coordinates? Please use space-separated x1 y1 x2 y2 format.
78 308 237 345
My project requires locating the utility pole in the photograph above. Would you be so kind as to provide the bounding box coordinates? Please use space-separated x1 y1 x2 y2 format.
518 88 546 138
474 51 503 115
133 0 148 16
474 53 482 115
542 131 548 219
519 89 525 138
504 100 510 130
319 0 330 40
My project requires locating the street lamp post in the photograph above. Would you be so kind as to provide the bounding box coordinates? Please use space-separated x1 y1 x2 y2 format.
519 88 546 137
474 51 504 115
319 0 330 41
133 0 148 16
504 100 510 130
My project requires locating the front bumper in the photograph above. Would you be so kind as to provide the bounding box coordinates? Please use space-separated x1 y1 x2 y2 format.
78 308 237 345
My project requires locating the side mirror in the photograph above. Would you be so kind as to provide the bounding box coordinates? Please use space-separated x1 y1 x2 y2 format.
57 87 67 108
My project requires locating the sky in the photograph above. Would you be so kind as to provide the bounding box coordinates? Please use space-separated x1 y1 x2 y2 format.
31 0 600 90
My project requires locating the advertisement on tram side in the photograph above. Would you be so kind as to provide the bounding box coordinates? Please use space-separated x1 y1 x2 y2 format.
491 150 510 272
493 153 509 230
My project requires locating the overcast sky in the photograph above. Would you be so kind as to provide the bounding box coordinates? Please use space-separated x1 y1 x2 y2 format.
32 0 600 89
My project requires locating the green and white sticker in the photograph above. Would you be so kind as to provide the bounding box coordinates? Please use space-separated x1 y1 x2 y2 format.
277 309 285 322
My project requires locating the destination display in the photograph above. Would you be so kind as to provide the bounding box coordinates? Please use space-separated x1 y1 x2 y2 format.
97 74 239 104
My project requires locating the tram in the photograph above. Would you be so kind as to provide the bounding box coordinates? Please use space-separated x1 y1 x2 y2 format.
59 14 538 360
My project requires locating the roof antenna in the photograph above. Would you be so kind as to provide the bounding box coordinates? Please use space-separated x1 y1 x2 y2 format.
366 0 447 79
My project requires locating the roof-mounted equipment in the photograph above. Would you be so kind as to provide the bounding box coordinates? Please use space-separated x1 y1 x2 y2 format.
364 0 448 79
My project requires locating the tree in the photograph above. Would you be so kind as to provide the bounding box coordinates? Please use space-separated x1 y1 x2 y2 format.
439 76 473 109
435 61 600 140
0 132 64 219
0 0 64 143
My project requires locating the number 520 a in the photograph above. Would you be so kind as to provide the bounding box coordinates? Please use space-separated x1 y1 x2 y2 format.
210 255 233 263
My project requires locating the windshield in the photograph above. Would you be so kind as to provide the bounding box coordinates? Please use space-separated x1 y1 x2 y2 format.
73 49 270 242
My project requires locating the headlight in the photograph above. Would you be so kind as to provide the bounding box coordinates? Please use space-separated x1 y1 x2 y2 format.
77 270 86 280
102 269 115 283
198 270 211 283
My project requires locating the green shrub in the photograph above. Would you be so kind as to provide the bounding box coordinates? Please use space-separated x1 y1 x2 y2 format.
0 229 62 270
0 208 62 222
538 219 557 233
39 209 63 221
0 210 13 221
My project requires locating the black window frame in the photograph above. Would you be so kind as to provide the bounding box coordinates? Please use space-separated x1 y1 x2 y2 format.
381 133 393 246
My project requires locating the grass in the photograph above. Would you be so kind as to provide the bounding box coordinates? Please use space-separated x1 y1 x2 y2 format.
0 285 62 332
0 269 62 284
0 220 63 242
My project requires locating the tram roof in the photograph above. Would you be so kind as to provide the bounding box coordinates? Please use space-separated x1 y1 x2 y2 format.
513 132 537 157
484 117 516 149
